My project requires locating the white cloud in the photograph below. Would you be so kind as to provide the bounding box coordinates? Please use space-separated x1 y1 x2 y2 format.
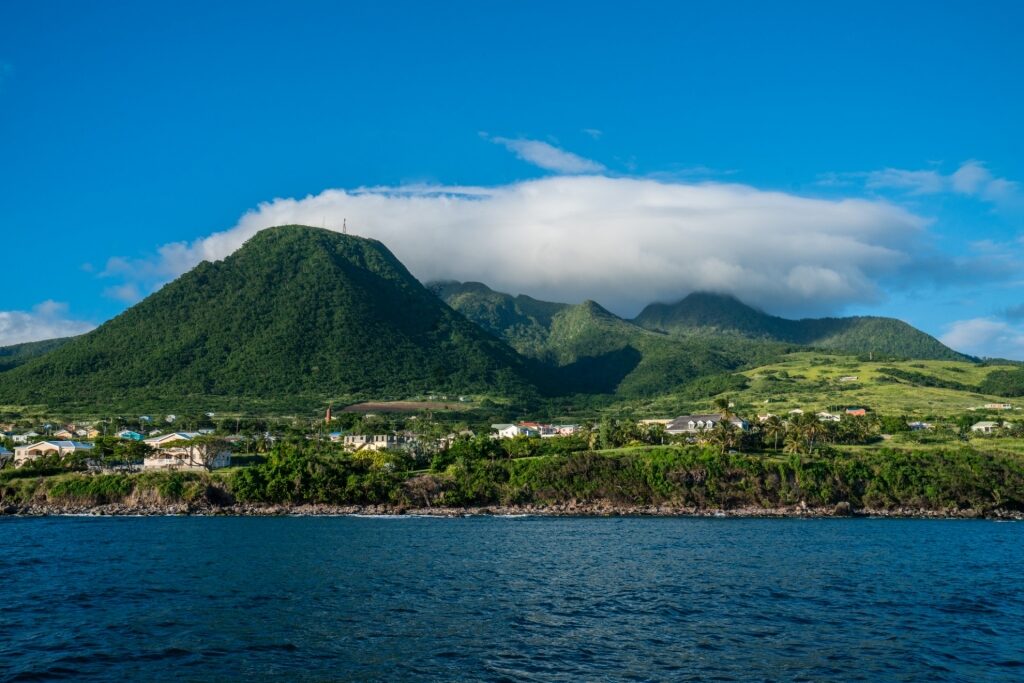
0 301 94 346
102 176 936 318
941 317 1024 360
862 160 1020 208
103 283 143 304
582 128 603 139
490 137 605 174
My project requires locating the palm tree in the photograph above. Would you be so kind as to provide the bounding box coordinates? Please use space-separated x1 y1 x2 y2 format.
762 415 785 452
709 420 739 455
713 397 736 421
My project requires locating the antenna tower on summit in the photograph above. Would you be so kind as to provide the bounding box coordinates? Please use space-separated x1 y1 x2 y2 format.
343 218 348 235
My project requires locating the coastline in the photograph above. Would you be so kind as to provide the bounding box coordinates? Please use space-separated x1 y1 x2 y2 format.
3 501 1021 520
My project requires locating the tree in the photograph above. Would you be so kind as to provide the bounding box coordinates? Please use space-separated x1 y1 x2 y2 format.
762 415 785 452
708 420 740 454
168 436 230 471
713 397 736 421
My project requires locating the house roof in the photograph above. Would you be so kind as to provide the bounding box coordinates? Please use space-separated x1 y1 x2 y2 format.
18 440 94 450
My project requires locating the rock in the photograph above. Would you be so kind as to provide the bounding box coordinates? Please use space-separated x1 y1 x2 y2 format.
832 501 853 516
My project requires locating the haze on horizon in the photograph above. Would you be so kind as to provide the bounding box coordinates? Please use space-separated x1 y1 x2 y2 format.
1 1 1022 358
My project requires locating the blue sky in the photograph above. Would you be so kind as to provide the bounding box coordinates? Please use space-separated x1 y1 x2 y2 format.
1 1 1023 356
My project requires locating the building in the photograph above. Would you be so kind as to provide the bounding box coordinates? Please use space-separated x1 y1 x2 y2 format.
52 429 75 440
142 432 231 471
117 430 144 441
12 432 39 444
839 376 859 382
665 414 749 435
908 421 933 431
971 421 1008 434
817 412 841 423
845 408 868 417
13 440 94 467
490 424 539 439
984 403 1013 410
144 432 201 448
342 434 411 452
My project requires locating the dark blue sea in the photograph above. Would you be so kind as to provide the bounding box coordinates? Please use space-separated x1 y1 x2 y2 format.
1 517 1022 682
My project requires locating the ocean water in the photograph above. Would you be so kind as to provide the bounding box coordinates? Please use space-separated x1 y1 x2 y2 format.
0 517 1021 682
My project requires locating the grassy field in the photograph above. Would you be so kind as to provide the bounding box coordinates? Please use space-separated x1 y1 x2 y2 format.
623 353 1022 419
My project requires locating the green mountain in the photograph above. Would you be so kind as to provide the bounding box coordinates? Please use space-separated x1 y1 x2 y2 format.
432 282 787 396
0 337 74 373
0 226 534 411
633 292 969 361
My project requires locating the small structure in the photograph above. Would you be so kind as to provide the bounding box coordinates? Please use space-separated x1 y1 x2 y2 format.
142 432 231 471
971 421 1006 434
490 424 539 439
665 414 748 435
53 429 75 440
12 432 39 444
839 376 859 382
13 440 94 467
984 403 1013 410
817 412 842 423
908 421 933 431
343 434 411 452
117 430 144 441
788 408 805 415
845 408 868 417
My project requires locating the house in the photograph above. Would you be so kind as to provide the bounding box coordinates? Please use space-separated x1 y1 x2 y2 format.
665 414 748 435
908 421 933 431
342 434 411 452
788 408 804 415
984 403 1013 410
53 429 75 440
638 419 673 426
143 446 231 471
845 408 868 417
328 431 345 442
14 440 94 467
85 427 102 439
490 424 539 439
756 414 777 422
117 430 144 441
971 421 1008 434
552 424 581 436
144 432 200 448
839 376 859 382
142 432 230 471
12 432 39 444
817 412 841 423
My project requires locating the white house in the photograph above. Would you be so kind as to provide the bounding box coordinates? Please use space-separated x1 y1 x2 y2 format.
12 432 39 444
665 414 749 435
342 434 411 452
490 424 539 439
971 421 1008 434
817 412 842 423
142 432 231 471
14 440 94 467
984 403 1013 410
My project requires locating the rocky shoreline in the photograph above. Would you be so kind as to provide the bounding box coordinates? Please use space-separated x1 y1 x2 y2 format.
3 500 1022 520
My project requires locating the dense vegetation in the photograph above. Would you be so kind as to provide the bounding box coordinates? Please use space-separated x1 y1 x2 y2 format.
0 227 535 410
633 292 970 361
4 443 1022 514
0 337 73 372
434 281 791 397
979 367 1024 397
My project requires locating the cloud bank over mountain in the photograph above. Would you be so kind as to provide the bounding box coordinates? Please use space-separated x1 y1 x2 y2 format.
0 301 94 346
102 175 945 318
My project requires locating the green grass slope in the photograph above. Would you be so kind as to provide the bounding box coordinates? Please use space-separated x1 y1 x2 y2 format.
0 226 535 411
633 292 970 361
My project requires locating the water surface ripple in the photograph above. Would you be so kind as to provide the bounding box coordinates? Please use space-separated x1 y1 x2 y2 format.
1 517 1021 681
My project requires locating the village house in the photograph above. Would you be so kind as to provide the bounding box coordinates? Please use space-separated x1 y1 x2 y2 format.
845 408 868 417
117 430 144 441
342 434 411 452
971 421 1009 434
13 440 94 467
142 432 231 471
908 421 934 431
490 424 539 439
12 432 39 444
984 403 1013 410
817 412 841 423
52 429 75 440
665 414 749 435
